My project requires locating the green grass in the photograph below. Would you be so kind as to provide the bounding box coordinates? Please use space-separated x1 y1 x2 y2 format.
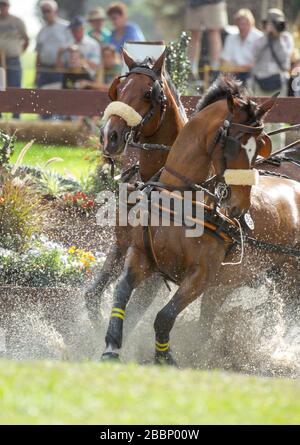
10 142 96 179
0 361 300 425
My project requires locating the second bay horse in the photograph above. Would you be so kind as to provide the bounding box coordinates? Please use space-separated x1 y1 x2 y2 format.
101 77 300 365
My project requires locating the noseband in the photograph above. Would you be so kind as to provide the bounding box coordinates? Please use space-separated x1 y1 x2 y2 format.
104 65 168 141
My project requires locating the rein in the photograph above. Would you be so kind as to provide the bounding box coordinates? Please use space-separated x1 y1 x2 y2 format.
256 138 300 163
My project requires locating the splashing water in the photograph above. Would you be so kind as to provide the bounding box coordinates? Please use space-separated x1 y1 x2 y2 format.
1 266 300 377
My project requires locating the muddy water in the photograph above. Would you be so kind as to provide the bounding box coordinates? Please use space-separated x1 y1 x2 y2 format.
1 272 300 377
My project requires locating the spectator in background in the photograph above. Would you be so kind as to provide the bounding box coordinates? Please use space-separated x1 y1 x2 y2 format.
0 0 29 95
290 12 300 96
102 45 122 84
107 2 145 53
36 0 70 88
75 44 121 91
221 9 263 84
252 9 294 97
56 17 101 89
185 0 228 78
87 7 111 46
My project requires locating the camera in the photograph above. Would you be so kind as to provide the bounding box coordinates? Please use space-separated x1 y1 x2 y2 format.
262 19 286 33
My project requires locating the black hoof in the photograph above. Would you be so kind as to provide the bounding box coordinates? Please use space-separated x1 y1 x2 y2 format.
155 351 178 367
101 352 120 362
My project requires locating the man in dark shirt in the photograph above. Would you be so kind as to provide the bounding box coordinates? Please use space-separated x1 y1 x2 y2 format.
185 0 228 78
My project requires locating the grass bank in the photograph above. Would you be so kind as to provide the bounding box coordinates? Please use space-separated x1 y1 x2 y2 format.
1 361 299 425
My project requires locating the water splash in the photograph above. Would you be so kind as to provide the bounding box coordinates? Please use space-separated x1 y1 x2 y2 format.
1 269 300 377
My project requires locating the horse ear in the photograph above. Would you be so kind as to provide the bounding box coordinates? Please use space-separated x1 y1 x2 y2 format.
256 94 279 120
153 49 167 76
227 93 240 115
121 48 136 69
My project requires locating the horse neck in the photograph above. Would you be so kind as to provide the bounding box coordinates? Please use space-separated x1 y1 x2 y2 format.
138 78 187 182
159 100 228 187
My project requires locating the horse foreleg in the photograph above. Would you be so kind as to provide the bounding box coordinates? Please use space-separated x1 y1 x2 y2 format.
84 244 123 329
154 265 209 367
101 247 153 361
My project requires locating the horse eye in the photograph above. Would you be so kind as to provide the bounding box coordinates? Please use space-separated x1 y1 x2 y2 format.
144 91 151 100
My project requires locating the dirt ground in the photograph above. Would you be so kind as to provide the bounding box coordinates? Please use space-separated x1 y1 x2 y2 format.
44 205 114 254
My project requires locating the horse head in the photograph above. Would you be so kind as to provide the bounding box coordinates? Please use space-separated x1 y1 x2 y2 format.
102 49 167 157
214 93 276 218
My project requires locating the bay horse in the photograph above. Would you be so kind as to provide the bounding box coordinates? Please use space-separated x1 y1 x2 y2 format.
84 50 187 328
101 76 300 365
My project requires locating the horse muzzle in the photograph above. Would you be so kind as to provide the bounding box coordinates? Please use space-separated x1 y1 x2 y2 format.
102 117 128 157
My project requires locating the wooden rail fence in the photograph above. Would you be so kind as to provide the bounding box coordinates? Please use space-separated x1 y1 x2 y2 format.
0 88 299 123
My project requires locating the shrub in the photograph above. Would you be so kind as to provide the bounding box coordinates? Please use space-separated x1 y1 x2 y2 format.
0 175 44 251
0 131 14 168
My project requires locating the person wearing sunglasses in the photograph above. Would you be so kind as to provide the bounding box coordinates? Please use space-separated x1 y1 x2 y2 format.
36 0 71 90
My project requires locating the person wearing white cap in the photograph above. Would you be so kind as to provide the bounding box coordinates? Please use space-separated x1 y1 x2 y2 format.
87 7 111 46
0 0 29 117
36 0 71 89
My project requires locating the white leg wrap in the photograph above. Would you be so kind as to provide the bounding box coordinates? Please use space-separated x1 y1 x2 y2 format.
224 169 260 186
103 102 143 127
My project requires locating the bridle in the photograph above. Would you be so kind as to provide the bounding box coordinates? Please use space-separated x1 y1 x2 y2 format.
105 63 168 143
164 111 267 203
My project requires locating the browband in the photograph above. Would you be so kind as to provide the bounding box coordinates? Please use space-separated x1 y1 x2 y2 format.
129 66 159 81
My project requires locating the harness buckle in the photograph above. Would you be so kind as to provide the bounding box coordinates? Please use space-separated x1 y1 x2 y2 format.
215 182 230 201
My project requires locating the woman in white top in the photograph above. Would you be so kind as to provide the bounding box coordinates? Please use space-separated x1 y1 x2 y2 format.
221 9 263 83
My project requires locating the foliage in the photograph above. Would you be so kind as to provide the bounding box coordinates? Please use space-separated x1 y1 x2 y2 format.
62 192 96 215
1 362 300 424
0 132 15 168
166 32 191 95
0 175 44 251
0 236 102 288
10 164 81 192
32 170 77 199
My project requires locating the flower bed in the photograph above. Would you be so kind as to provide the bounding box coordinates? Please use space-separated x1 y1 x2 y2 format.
0 236 104 289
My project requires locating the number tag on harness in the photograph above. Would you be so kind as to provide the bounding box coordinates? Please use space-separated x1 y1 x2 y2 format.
244 212 255 231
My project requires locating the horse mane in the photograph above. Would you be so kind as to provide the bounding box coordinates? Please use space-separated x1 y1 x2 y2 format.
195 74 259 121
163 70 188 121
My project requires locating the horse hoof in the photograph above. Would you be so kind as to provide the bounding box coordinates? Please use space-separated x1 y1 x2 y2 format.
155 352 178 367
101 352 120 362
